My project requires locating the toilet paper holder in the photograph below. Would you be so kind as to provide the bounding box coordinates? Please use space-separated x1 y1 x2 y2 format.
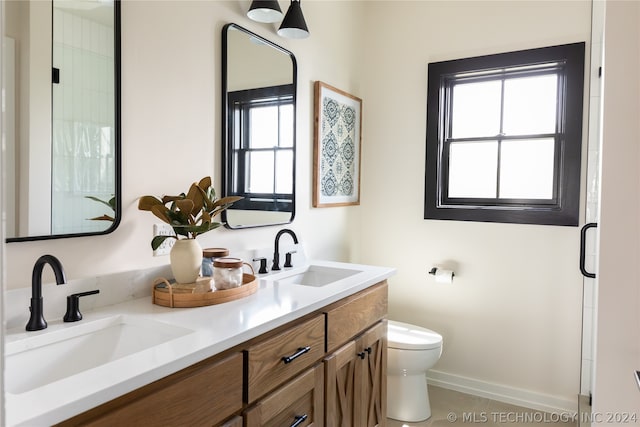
429 267 455 277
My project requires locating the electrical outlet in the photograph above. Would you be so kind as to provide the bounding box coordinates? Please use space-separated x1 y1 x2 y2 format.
153 224 175 256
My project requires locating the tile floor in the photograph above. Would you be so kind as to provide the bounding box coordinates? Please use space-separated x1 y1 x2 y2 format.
387 385 578 427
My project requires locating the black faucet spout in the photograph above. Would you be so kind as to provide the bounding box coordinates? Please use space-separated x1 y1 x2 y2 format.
26 255 66 331
272 229 299 271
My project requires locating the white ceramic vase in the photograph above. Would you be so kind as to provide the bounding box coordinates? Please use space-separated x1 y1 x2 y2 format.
170 239 203 284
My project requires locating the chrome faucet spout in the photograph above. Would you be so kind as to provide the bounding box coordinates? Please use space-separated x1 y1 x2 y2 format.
26 255 67 331
272 229 299 271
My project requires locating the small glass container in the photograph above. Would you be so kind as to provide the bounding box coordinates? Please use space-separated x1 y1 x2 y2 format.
202 248 229 277
213 257 244 290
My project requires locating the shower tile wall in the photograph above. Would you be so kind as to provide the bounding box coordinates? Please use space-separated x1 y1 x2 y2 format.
581 0 605 398
52 7 115 234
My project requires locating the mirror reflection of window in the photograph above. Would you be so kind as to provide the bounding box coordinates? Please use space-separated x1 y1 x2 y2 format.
228 85 294 212
247 103 294 194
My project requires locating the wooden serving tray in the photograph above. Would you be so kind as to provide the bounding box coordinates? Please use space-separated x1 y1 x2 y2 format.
152 273 258 308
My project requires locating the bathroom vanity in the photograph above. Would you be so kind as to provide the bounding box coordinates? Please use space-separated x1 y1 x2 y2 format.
5 261 394 426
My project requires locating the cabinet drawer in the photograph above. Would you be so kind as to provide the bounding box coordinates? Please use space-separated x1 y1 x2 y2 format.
59 352 243 427
246 314 325 402
326 281 388 352
245 364 324 427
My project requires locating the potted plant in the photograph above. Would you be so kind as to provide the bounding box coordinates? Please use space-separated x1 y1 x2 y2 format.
138 176 241 284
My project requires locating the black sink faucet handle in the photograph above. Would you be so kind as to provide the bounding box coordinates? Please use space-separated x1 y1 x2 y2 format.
253 257 268 274
284 250 297 268
63 290 100 322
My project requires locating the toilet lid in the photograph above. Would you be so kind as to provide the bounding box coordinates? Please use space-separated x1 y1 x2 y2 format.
387 320 442 350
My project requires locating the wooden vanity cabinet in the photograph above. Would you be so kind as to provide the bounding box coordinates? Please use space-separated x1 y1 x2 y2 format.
243 281 388 427
245 364 324 427
357 321 387 426
245 314 325 403
56 352 243 427
325 321 387 427
58 281 388 427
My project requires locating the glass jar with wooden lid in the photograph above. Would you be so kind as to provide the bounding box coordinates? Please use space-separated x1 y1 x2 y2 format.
213 257 244 290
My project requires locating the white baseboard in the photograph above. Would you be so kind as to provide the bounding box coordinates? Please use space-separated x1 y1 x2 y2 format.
427 369 578 415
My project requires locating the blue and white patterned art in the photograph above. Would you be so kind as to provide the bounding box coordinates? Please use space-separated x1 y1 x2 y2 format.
315 82 362 206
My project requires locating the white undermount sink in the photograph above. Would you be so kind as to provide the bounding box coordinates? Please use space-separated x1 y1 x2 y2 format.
4 315 193 395
272 264 362 287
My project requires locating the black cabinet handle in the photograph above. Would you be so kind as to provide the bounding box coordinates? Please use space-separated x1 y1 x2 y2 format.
358 351 366 359
290 414 308 427
365 347 372 354
580 223 598 278
282 346 311 364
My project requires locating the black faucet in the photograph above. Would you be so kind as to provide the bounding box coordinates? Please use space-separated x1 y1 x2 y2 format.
272 229 298 271
26 255 67 331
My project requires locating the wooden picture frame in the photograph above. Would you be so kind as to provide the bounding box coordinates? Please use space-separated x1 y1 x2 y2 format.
313 81 363 207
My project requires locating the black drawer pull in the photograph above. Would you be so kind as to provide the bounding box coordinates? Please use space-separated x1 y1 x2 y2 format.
358 351 366 360
282 346 311 364
290 414 308 427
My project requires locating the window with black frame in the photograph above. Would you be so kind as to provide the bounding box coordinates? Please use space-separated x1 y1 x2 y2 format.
424 43 585 226
227 85 294 212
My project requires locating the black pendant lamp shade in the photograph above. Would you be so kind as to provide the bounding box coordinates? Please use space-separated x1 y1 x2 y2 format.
247 0 283 23
277 0 309 39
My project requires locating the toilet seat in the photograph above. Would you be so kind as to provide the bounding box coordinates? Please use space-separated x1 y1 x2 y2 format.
388 320 442 350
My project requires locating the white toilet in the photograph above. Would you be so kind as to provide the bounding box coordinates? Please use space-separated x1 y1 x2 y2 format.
387 320 443 422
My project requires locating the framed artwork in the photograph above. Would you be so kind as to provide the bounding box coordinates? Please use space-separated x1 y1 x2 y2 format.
313 81 363 207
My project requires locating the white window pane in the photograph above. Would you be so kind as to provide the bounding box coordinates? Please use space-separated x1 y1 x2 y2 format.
250 106 278 148
247 151 274 193
280 104 294 148
503 74 557 135
451 81 502 138
448 141 498 198
499 138 555 199
275 150 293 193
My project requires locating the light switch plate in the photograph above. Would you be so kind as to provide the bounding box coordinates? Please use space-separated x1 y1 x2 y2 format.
153 223 175 256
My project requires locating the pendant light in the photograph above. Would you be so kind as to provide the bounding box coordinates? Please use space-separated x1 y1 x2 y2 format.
277 0 309 39
247 0 283 24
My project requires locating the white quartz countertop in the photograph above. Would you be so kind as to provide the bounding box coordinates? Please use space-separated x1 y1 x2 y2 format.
5 260 395 427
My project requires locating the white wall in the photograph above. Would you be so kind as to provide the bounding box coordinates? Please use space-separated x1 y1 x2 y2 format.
4 1 366 289
4 0 597 414
1 0 6 421
593 0 640 421
357 1 591 410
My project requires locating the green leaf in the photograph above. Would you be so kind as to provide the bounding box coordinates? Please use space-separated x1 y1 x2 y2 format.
86 195 115 211
151 234 176 251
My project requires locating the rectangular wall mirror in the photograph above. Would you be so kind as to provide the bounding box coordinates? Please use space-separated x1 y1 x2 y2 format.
4 0 121 242
221 23 296 229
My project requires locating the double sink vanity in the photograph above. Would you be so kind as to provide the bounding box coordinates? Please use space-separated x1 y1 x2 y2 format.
5 260 395 426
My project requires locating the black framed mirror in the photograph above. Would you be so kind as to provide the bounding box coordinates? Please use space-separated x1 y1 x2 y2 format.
5 0 121 242
221 23 296 229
